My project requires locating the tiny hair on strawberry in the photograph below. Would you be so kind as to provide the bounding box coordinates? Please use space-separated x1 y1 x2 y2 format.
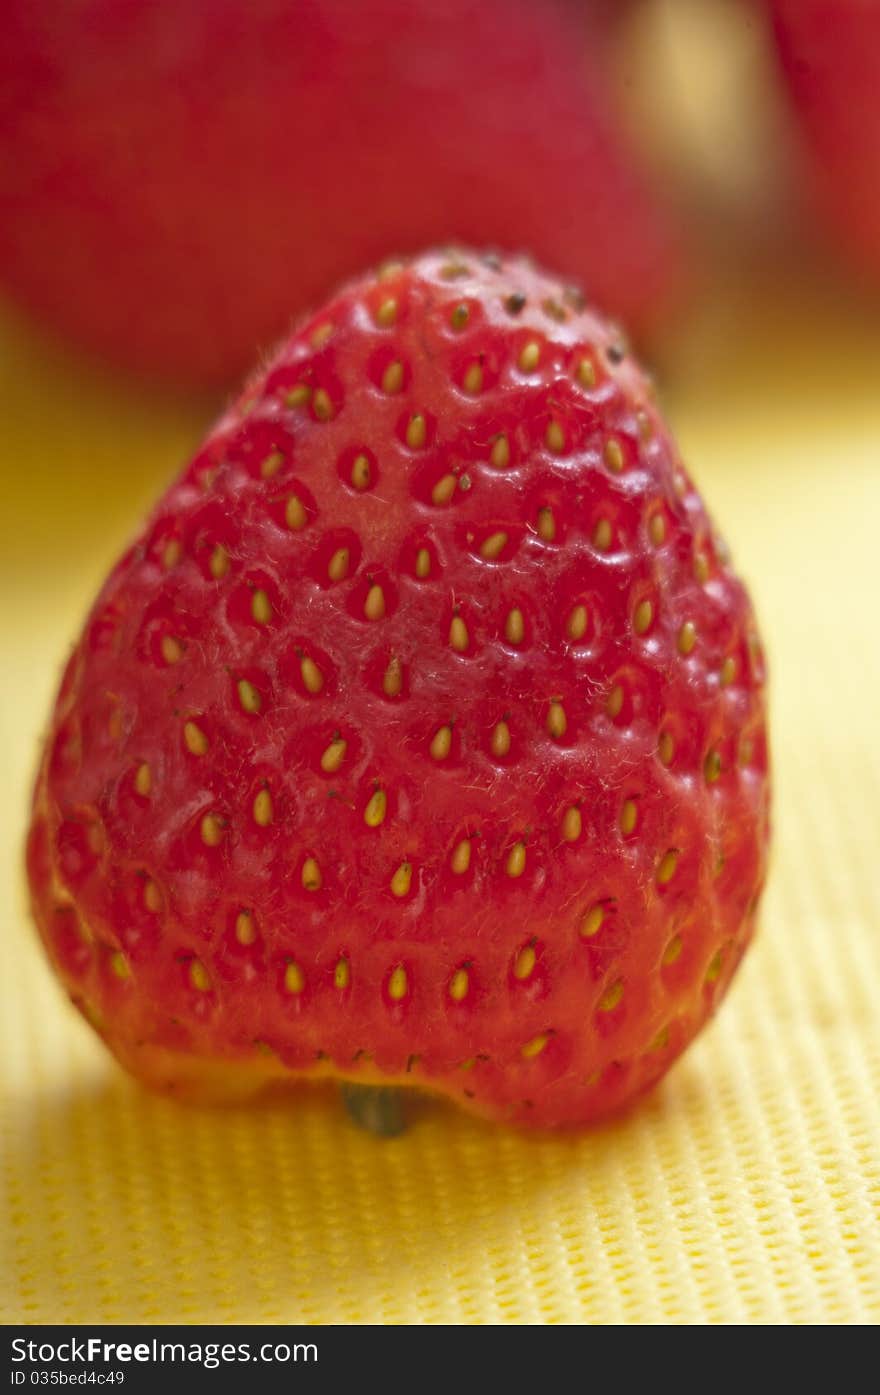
27 249 770 1132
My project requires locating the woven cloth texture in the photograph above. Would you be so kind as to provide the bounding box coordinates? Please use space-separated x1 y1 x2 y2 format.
1 280 878 1325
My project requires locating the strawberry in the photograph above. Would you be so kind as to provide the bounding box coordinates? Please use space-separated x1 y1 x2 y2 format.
767 0 880 284
0 0 682 388
26 249 769 1130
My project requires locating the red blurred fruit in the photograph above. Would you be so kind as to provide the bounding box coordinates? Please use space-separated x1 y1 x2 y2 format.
768 0 880 282
27 249 769 1129
0 0 683 389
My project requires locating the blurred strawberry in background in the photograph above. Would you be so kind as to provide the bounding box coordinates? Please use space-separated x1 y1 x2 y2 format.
0 0 683 390
766 0 880 287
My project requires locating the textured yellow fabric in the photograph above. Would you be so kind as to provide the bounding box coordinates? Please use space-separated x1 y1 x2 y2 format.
1 278 879 1325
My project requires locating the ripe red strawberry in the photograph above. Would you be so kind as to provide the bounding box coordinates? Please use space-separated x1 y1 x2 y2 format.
26 249 769 1129
0 0 682 388
767 0 880 283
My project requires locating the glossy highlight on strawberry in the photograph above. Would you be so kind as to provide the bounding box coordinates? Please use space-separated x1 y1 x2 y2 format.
27 250 770 1128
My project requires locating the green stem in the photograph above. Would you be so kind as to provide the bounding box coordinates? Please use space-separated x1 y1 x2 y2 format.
340 1084 407 1137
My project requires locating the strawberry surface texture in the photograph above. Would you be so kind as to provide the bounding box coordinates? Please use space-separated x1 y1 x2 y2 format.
27 251 770 1128
0 0 681 387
